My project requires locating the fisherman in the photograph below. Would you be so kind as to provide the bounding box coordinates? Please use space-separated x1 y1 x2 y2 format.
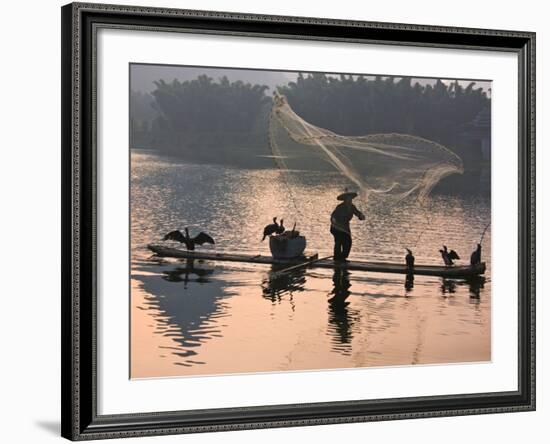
330 189 365 262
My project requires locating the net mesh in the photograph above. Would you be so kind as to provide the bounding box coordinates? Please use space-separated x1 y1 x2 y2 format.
269 92 464 205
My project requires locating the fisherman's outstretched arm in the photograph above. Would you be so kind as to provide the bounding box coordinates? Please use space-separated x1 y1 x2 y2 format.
353 205 366 220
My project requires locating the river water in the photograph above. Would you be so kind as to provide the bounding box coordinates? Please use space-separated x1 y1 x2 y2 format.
130 150 491 378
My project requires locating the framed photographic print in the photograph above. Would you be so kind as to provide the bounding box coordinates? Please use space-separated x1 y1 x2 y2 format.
61 2 536 440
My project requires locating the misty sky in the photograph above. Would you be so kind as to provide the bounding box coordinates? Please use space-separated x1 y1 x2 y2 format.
130 64 492 95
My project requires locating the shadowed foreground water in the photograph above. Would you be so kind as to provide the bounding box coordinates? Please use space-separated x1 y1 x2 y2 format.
130 151 491 378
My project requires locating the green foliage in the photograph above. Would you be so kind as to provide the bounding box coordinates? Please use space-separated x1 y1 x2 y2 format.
278 74 490 148
130 90 156 148
131 72 490 180
149 75 270 157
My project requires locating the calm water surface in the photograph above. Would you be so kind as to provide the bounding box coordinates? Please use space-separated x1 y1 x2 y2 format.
131 151 491 378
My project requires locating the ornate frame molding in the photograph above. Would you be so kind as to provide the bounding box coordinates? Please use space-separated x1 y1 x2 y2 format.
61 2 535 440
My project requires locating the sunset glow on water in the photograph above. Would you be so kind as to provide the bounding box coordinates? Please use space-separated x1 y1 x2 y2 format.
130 151 491 378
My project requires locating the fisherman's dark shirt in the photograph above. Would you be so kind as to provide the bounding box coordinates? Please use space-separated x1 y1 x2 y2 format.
330 203 363 233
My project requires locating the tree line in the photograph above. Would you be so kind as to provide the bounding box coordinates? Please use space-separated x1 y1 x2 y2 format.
130 73 490 174
131 75 271 165
279 73 490 149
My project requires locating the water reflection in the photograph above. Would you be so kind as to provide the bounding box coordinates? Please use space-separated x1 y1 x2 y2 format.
327 269 360 356
262 265 306 302
439 276 486 299
161 259 215 286
131 152 491 378
440 278 457 295
404 273 414 293
134 263 230 367
466 276 485 299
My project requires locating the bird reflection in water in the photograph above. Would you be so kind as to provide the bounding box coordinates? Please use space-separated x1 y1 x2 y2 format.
161 259 214 288
466 276 486 300
439 275 486 300
327 268 360 356
440 278 457 296
404 272 414 293
262 265 306 303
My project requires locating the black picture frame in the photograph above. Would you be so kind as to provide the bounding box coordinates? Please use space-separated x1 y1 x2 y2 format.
61 2 536 440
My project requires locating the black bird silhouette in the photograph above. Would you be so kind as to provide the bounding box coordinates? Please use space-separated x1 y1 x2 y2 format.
439 245 460 266
470 243 482 266
262 217 280 241
276 218 285 234
163 228 215 251
405 248 415 270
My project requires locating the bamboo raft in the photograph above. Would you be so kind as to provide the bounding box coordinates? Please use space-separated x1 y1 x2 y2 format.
148 245 486 278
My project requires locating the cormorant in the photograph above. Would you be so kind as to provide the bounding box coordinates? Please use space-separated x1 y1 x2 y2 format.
262 217 280 241
276 218 285 235
439 245 460 266
163 228 215 251
470 243 482 266
405 248 415 271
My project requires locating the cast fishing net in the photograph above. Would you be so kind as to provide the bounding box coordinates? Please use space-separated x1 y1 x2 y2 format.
269 91 464 205
268 91 466 249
